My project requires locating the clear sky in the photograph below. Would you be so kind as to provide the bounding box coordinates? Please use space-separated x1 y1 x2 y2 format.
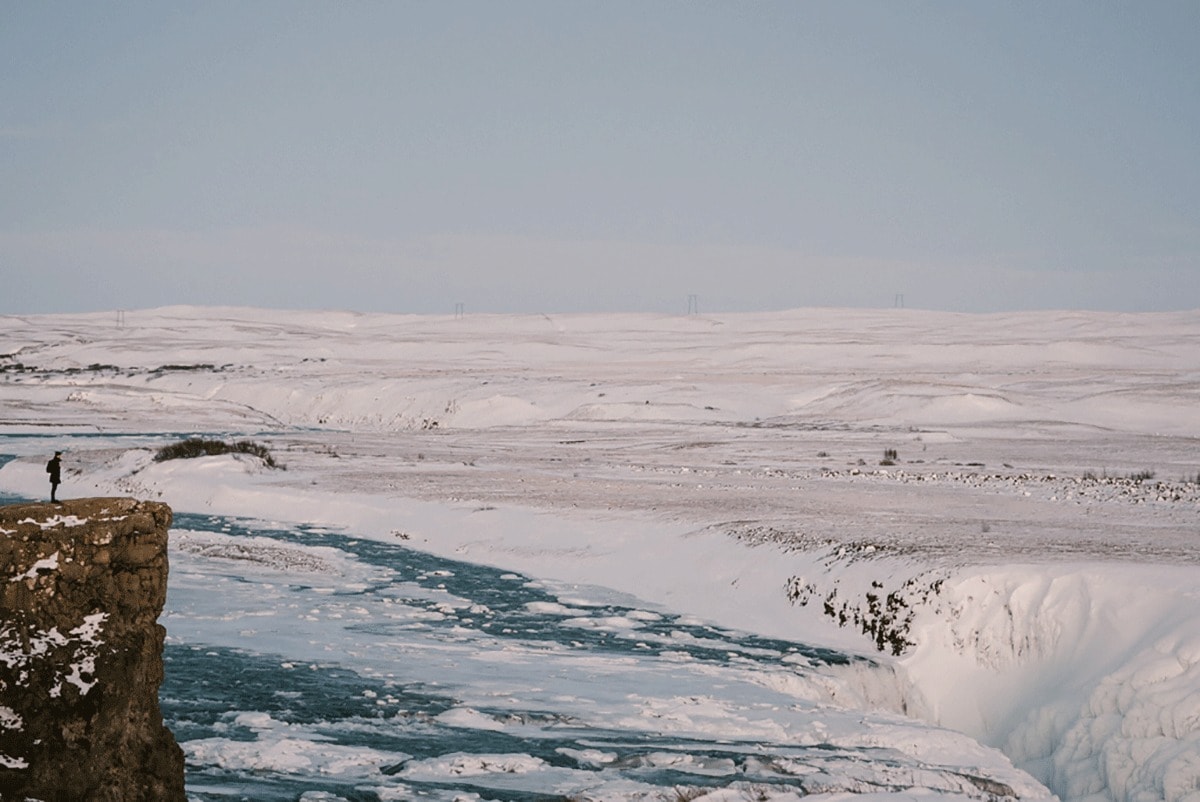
3 1 1198 315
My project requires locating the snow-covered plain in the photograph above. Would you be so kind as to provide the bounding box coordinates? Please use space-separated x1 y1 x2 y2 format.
2 306 1199 801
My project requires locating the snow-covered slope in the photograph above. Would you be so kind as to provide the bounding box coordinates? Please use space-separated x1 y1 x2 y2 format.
3 306 1199 801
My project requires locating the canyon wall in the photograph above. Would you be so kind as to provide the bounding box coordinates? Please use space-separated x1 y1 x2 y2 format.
0 497 184 801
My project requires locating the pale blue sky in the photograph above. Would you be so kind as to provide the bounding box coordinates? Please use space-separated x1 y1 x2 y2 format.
3 2 1198 314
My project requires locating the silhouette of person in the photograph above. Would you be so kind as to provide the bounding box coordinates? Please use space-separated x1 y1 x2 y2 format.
47 451 62 503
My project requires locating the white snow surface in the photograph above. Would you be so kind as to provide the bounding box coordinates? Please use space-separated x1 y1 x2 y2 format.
3 305 1200 801
8 551 59 583
0 611 108 703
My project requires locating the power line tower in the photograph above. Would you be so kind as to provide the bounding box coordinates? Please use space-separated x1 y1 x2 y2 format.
894 294 905 309
687 294 699 315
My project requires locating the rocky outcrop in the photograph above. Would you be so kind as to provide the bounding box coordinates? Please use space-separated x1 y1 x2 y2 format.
0 498 185 802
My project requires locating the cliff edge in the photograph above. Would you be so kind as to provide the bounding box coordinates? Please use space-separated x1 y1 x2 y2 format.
0 498 185 802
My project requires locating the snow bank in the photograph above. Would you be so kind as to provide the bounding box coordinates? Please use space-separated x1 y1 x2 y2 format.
899 564 1200 799
5 449 1200 800
778 531 1200 801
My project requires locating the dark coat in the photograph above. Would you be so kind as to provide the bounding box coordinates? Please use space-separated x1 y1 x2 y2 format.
46 456 61 484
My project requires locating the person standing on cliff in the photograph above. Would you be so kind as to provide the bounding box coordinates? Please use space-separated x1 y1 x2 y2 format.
46 451 62 503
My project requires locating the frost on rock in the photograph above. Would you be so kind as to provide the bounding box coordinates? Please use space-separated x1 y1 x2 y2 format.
60 613 107 696
0 612 108 700
0 705 25 770
16 515 89 530
0 707 21 731
9 552 59 584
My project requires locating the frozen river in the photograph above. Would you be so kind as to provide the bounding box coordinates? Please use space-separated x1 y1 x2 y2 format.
1 444 1042 800
159 509 1015 801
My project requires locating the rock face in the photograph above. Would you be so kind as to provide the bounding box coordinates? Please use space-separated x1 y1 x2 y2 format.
0 498 185 802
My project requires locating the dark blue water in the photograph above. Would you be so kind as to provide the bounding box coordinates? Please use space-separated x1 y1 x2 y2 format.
171 511 854 670
163 511 871 800
167 646 852 801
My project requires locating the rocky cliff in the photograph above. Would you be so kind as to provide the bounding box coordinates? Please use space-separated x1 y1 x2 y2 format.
0 498 185 802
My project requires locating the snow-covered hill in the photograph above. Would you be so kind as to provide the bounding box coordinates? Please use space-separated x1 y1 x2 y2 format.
2 306 1199 800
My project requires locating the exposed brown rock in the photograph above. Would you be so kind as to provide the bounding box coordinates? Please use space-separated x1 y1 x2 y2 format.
0 498 185 802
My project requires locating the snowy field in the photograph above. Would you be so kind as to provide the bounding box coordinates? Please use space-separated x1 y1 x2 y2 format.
2 306 1199 801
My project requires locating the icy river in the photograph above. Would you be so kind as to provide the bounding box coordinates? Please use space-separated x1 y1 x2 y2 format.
162 511 899 801
0 440 1050 801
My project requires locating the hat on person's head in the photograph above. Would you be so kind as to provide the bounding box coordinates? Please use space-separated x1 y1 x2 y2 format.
54 451 62 456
